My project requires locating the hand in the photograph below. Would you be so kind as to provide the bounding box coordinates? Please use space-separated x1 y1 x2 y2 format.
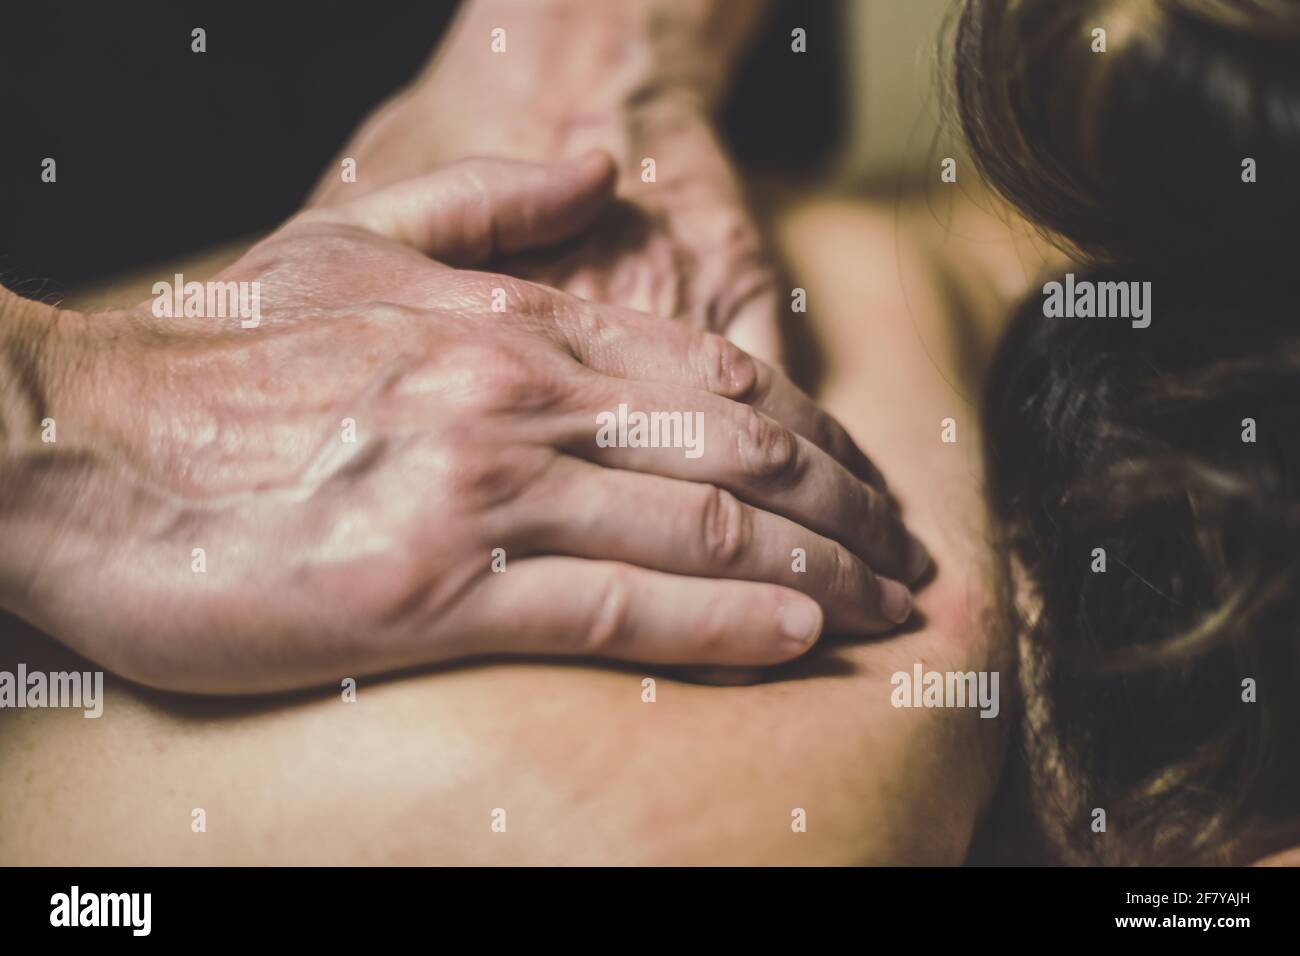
3 155 926 694
502 95 786 365
308 0 784 362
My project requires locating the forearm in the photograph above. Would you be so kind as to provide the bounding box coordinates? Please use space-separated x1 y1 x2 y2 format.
433 0 768 115
0 289 72 613
1 289 60 455
309 0 767 207
0 290 125 625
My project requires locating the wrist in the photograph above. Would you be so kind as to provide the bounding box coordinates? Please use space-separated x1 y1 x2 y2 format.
458 0 751 94
426 0 763 132
0 290 121 616
0 289 74 456
0 291 70 613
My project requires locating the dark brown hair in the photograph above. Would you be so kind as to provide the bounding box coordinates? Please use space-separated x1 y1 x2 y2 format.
956 0 1300 269
957 0 1300 864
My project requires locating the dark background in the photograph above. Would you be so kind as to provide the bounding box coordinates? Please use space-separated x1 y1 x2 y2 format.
0 1 843 298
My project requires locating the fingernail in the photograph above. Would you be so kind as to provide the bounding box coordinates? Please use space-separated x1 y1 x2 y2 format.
905 532 932 582
779 600 823 646
881 579 913 624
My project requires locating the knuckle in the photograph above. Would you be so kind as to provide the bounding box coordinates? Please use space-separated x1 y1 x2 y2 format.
583 568 632 654
735 409 801 485
338 523 486 637
698 485 751 568
325 546 437 634
448 342 562 415
473 349 534 403
509 280 558 319
451 272 556 320
828 544 865 600
694 332 757 399
493 274 557 318
692 600 740 659
442 443 528 509
863 492 908 566
812 409 851 461
438 441 483 497
864 488 897 539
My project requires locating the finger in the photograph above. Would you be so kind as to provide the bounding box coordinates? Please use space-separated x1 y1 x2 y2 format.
441 557 824 667
564 378 928 583
524 459 912 630
322 151 617 264
546 302 891 492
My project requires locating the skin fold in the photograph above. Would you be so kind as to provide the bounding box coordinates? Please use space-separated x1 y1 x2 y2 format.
0 187 1052 865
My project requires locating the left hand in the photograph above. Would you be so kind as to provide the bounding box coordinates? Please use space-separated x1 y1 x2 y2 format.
307 0 783 363
502 95 785 366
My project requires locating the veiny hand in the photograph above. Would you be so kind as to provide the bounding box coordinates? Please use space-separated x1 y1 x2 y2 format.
308 0 785 362
7 155 924 694
502 95 786 364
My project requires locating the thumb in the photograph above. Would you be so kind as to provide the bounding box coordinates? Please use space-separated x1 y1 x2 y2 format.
325 151 617 264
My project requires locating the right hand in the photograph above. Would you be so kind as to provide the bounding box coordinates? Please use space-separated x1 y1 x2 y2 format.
8 154 927 693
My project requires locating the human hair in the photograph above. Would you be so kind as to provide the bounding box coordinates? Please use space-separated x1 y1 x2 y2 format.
956 0 1300 864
